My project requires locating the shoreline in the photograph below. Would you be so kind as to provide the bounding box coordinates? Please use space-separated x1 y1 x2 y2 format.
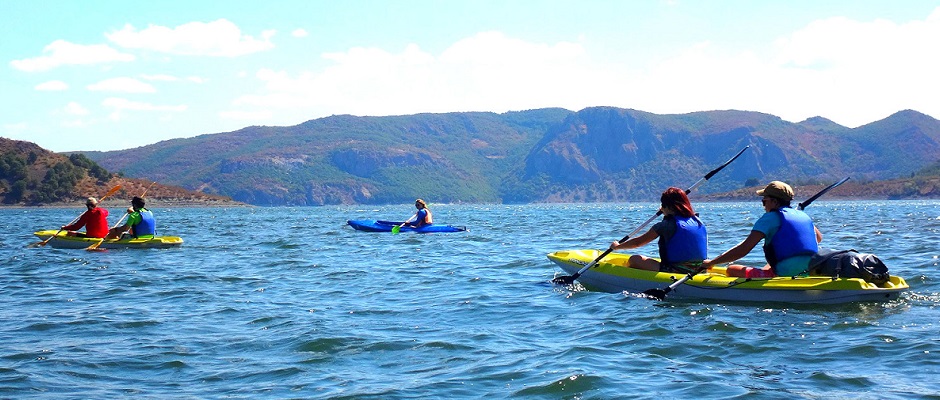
2 197 937 209
0 199 251 209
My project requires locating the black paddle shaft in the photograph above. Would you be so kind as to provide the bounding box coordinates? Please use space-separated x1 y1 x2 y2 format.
798 177 850 210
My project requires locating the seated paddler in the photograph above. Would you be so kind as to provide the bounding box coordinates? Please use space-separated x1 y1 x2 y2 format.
609 187 708 272
105 196 156 240
403 199 433 228
62 197 110 238
702 181 822 278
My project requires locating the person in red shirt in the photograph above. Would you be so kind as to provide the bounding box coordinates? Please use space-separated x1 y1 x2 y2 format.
62 197 110 238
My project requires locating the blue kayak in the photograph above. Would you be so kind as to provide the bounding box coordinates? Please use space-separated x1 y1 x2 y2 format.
346 219 467 233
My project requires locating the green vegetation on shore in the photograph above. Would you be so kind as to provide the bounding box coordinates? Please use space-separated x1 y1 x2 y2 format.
6 106 940 206
1 137 238 206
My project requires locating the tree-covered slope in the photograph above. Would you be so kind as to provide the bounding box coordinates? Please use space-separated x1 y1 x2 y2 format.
0 137 236 206
86 109 573 205
81 107 940 205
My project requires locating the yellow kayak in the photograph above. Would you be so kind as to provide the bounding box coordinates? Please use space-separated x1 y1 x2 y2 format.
548 249 908 304
33 230 183 250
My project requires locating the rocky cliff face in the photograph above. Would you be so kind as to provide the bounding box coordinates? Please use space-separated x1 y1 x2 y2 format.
330 147 444 178
524 108 660 184
503 107 940 202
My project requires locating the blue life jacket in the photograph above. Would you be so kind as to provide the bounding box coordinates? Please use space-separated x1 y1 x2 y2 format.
763 206 818 267
659 215 708 265
132 209 156 238
415 209 429 225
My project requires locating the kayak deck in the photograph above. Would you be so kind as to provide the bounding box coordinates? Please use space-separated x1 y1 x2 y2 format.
34 230 184 250
548 249 909 304
346 219 467 233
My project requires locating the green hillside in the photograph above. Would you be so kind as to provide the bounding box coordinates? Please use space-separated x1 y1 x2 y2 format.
0 137 236 206
79 107 940 205
0 138 112 205
86 109 572 205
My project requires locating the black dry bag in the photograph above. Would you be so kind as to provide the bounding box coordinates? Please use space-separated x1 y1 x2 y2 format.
808 249 890 285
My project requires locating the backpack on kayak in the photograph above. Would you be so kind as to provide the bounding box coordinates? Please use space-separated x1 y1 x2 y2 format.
807 249 890 285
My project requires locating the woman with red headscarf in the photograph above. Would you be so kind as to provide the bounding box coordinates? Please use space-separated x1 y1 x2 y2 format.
609 187 708 272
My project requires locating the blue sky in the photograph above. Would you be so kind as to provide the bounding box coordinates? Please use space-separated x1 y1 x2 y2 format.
3 0 939 152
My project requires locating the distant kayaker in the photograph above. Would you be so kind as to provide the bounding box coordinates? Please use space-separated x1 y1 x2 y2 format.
609 187 708 272
105 196 156 240
402 199 433 228
702 181 822 277
62 197 110 238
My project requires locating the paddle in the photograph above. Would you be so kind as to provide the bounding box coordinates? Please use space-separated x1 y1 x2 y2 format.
552 145 750 285
798 177 850 211
31 184 123 247
391 212 418 235
86 181 156 251
641 176 851 300
640 265 706 300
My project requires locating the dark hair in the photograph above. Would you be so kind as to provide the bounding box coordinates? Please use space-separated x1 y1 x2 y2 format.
661 187 695 218
132 196 145 208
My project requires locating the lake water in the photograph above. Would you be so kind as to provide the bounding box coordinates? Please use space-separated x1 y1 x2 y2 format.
1 201 938 399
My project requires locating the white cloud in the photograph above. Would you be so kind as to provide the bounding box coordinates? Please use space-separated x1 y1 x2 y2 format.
106 19 275 57
138 74 206 84
232 8 940 129
87 77 157 93
62 119 89 128
234 31 593 116
102 97 187 121
64 102 89 116
35 80 69 91
141 74 179 81
3 122 29 132
102 97 186 111
219 110 273 120
697 6 940 126
10 40 135 72
292 28 309 38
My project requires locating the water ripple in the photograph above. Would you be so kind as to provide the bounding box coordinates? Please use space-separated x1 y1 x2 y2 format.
2 202 940 398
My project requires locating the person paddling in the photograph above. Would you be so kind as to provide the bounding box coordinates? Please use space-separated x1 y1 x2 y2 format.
62 197 110 238
105 196 156 240
609 187 708 272
702 181 822 277
402 199 433 228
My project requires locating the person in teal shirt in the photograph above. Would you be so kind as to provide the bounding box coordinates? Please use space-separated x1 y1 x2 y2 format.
106 196 156 239
702 181 822 277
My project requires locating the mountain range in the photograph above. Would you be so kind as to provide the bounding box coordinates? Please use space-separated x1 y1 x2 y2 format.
4 107 939 206
77 107 940 206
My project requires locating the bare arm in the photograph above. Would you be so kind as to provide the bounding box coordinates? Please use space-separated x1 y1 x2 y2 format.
104 209 133 240
610 228 659 250
703 230 765 267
